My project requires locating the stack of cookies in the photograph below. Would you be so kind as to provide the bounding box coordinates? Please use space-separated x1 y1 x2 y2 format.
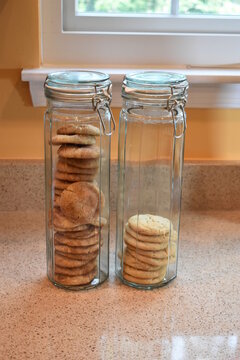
122 214 177 286
51 124 106 287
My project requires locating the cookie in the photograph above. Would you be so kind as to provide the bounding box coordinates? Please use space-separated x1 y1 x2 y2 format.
57 159 98 175
53 207 90 230
54 252 91 268
61 157 99 169
126 243 175 260
54 195 61 208
55 260 97 276
60 182 99 223
121 250 162 271
54 268 97 286
89 216 107 227
55 171 95 182
127 246 176 267
58 227 98 239
55 188 63 196
56 251 98 261
55 233 99 247
126 224 176 243
57 124 100 136
123 272 165 285
54 179 73 190
55 242 99 255
52 134 96 146
123 264 167 279
124 232 168 251
128 214 172 236
58 145 100 159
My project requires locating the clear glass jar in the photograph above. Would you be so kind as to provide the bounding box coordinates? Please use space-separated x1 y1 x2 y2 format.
116 71 188 289
44 71 115 290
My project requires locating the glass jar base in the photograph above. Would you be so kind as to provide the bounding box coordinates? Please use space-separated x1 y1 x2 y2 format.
48 271 108 291
116 270 176 290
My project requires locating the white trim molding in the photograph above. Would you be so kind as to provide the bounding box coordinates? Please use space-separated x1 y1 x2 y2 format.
21 67 240 108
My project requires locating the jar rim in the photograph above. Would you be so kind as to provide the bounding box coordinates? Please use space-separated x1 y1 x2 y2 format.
44 70 112 103
122 71 188 108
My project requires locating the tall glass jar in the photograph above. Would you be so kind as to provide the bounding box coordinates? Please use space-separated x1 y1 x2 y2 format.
116 71 188 289
44 71 115 290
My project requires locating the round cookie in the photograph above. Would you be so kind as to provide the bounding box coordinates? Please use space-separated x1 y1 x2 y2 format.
58 145 100 159
126 223 171 243
57 160 98 175
55 233 99 247
55 171 95 182
56 251 98 261
55 242 99 255
123 264 167 279
62 157 99 169
128 214 172 236
52 134 96 146
54 179 73 190
127 246 176 266
123 272 165 285
54 268 97 286
89 216 107 227
53 207 90 230
54 252 91 268
122 250 162 271
55 260 97 276
126 244 171 260
60 182 99 223
58 227 98 239
124 232 168 251
57 124 100 136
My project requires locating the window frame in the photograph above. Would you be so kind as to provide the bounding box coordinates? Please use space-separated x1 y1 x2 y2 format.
41 0 240 67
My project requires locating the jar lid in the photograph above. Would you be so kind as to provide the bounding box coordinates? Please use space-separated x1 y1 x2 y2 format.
122 71 188 108
44 71 112 103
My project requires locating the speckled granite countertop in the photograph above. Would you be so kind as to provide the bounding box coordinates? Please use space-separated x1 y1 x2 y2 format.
0 210 240 360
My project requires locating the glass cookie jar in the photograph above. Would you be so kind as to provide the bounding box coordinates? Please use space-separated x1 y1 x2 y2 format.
115 71 188 289
44 71 115 290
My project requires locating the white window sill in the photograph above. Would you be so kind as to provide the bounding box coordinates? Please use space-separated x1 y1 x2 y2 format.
21 67 240 108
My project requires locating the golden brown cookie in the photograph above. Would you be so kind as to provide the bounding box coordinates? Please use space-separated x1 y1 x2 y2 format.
128 214 172 236
59 182 99 223
57 124 100 136
58 145 100 159
54 179 73 191
58 227 98 239
123 272 165 285
55 171 95 182
121 250 162 271
57 159 98 175
126 223 174 243
55 260 97 276
53 207 90 230
52 134 96 146
127 246 176 266
124 232 168 251
55 242 99 255
55 250 98 262
61 157 99 169
54 252 91 268
54 268 97 286
55 232 99 247
123 264 167 279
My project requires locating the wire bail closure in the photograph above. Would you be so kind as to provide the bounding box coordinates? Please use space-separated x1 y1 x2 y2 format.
92 86 116 136
167 85 187 138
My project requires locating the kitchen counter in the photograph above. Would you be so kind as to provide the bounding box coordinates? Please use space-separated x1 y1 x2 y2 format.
0 210 239 360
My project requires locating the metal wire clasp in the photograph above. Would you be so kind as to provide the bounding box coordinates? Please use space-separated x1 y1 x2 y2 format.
92 88 116 136
167 85 187 138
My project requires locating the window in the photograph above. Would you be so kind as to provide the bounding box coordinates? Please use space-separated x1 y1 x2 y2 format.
22 0 240 108
42 0 240 67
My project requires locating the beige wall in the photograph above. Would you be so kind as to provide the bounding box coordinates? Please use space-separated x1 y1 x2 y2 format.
0 1 240 161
